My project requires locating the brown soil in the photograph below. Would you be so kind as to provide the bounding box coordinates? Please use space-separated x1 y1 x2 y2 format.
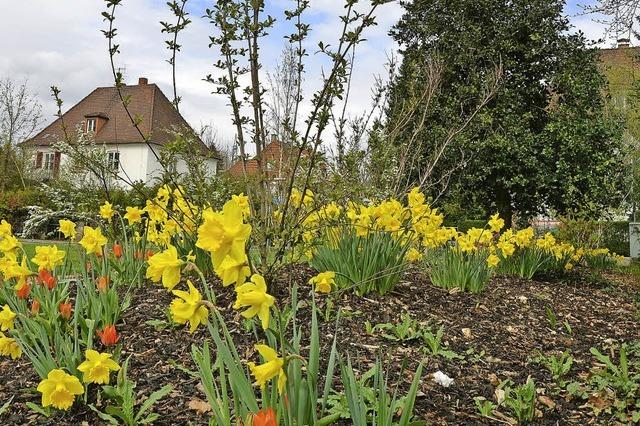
1 267 638 425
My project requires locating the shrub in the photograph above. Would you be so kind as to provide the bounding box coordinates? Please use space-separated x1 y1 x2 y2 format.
557 218 630 256
0 187 51 234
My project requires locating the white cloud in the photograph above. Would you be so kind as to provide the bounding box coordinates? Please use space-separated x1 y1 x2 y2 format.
0 0 401 153
1 0 622 155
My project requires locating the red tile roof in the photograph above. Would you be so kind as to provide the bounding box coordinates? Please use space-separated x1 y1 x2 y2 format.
23 78 218 157
227 139 298 178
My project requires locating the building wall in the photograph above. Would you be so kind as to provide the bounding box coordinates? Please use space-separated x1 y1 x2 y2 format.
146 144 218 181
110 143 150 184
31 142 218 187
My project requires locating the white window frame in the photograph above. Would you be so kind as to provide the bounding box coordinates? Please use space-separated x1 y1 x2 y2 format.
107 151 120 171
43 152 56 171
86 118 97 133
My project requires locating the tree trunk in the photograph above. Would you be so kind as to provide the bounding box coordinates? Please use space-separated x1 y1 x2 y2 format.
495 185 513 228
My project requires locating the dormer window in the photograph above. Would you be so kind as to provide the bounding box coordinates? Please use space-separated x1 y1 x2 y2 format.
86 118 96 133
84 113 108 134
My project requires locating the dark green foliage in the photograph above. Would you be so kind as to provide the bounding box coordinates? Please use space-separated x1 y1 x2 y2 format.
557 219 630 256
0 187 51 233
386 0 625 222
450 220 487 233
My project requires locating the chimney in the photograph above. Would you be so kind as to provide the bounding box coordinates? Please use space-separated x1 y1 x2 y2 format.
617 38 631 48
138 77 148 85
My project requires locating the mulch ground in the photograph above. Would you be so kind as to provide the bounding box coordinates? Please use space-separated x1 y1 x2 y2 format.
1 267 638 425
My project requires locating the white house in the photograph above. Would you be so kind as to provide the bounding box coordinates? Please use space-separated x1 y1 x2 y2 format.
22 77 219 186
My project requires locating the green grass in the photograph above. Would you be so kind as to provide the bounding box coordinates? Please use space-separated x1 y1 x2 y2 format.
20 240 84 273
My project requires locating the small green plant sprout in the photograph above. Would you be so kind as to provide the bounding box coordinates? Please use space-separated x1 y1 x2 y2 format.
0 396 14 416
474 396 496 417
423 325 459 360
89 357 173 425
545 306 558 330
365 320 375 335
368 313 424 342
584 343 640 421
534 350 573 388
497 378 537 424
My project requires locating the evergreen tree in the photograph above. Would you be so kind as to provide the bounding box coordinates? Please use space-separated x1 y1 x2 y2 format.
385 0 624 223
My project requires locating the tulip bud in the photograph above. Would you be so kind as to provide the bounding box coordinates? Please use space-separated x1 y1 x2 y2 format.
98 324 120 346
59 302 72 320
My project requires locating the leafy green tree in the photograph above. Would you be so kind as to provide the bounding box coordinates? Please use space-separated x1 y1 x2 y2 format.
385 0 625 223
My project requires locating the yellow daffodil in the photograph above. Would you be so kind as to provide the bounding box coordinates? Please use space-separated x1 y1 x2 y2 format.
215 255 251 287
31 245 66 271
100 201 115 222
0 332 21 359
514 227 534 248
309 271 335 294
77 349 120 384
232 193 251 218
488 213 505 233
37 369 84 411
0 305 16 331
405 247 423 262
407 187 426 207
233 274 274 330
456 234 476 253
4 256 31 282
79 226 108 256
0 220 12 238
322 202 341 220
497 241 515 257
58 219 77 239
156 185 171 203
0 234 21 254
145 200 167 223
487 253 500 268
170 280 209 333
146 245 184 290
248 344 287 394
196 199 252 267
124 206 143 225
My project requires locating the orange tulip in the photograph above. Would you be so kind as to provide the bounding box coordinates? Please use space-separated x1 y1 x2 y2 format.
38 269 56 290
31 299 41 315
252 408 276 426
146 249 154 259
113 243 123 259
134 250 143 260
98 324 120 347
59 302 72 320
97 276 110 292
16 282 31 299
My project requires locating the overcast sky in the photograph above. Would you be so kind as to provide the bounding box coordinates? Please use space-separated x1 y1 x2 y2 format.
0 0 627 151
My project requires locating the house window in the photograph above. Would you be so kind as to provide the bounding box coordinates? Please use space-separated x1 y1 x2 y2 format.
87 118 96 133
107 151 120 171
43 153 56 171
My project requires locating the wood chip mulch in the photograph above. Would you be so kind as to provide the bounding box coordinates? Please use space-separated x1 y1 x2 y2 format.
1 267 638 425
